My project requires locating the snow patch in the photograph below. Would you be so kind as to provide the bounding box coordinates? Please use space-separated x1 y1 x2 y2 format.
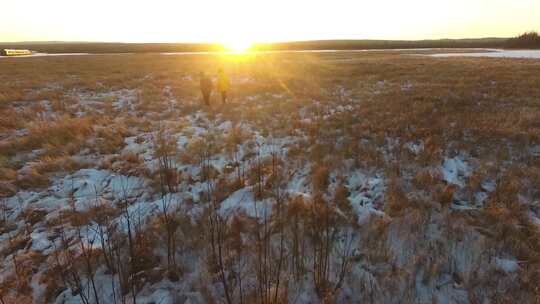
346 170 385 223
428 50 540 59
441 157 471 187
494 257 520 273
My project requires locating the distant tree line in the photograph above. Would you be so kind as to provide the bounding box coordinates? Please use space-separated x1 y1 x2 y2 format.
506 31 540 49
2 34 540 54
0 38 509 54
253 38 508 51
0 42 227 54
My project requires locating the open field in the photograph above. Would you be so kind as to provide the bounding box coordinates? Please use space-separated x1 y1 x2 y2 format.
1 51 540 303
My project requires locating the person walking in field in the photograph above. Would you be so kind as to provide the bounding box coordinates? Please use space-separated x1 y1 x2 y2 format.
217 68 230 104
199 71 213 106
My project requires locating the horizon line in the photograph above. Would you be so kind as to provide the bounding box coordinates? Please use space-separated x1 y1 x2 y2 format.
0 36 514 45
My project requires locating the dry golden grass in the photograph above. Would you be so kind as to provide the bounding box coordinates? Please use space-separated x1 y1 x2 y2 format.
93 122 130 154
384 176 411 217
412 168 440 190
15 167 50 189
311 165 330 193
2 53 538 155
0 251 42 304
0 115 94 190
1 53 539 206
0 108 23 132
21 116 92 153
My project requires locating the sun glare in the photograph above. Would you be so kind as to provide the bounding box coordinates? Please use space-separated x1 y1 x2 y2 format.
222 40 253 53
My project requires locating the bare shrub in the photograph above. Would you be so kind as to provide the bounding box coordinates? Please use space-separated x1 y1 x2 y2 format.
412 169 439 190
384 177 410 217
312 165 330 193
94 122 130 154
153 128 180 194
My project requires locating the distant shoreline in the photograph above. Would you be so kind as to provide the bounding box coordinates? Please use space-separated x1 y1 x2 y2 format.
0 48 509 59
0 38 511 54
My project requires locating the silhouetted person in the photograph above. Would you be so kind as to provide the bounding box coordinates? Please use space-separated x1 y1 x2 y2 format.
217 68 230 104
199 72 212 106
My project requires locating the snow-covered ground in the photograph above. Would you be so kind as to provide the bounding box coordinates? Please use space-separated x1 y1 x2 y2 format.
428 49 540 59
0 53 91 58
1 56 539 303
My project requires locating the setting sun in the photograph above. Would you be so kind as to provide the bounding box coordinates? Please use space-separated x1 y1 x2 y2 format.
222 40 253 53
